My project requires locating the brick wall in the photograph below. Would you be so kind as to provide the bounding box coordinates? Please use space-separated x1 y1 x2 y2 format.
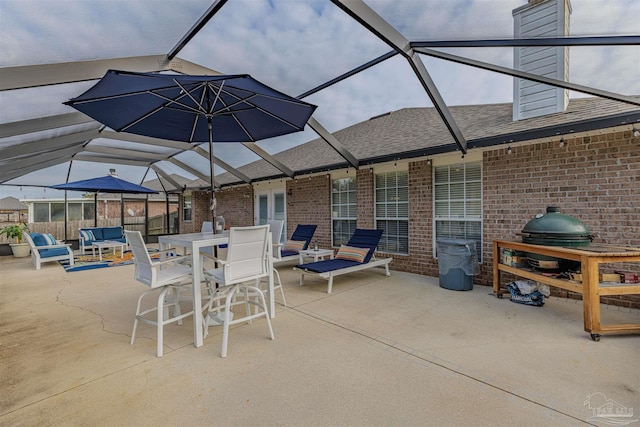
182 129 639 308
403 160 438 276
356 168 374 228
216 186 254 227
286 175 331 248
483 129 640 307
178 191 211 234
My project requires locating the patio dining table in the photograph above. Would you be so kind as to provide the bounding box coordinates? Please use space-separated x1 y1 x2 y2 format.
158 231 275 348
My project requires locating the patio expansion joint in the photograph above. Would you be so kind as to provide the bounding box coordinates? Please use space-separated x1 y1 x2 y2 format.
288 304 588 425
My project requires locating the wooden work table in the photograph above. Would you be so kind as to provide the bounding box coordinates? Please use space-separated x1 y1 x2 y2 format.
493 240 640 341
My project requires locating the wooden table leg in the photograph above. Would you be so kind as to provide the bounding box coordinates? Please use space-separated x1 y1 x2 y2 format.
582 255 601 341
493 240 501 297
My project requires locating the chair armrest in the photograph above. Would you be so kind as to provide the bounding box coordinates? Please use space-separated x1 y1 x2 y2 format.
151 255 192 268
36 243 72 250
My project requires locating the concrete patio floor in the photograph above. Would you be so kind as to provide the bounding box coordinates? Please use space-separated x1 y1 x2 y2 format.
1 254 639 426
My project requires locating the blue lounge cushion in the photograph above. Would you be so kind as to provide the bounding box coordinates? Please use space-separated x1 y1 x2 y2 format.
37 247 70 258
344 228 383 263
290 224 317 250
102 226 123 240
295 259 361 273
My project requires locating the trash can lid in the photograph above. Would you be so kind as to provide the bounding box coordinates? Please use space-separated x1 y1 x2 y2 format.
436 238 477 246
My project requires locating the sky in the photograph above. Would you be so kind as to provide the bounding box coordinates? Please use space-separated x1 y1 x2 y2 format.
1 0 639 199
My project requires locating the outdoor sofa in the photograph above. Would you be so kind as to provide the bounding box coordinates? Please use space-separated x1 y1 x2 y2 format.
78 226 127 255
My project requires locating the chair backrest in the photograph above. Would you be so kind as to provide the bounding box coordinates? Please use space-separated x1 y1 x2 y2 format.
223 225 270 284
290 224 317 250
346 229 384 263
267 220 284 258
201 221 213 233
22 231 36 250
124 230 155 287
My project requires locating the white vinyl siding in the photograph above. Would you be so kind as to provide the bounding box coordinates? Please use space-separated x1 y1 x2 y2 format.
434 162 482 260
375 171 409 254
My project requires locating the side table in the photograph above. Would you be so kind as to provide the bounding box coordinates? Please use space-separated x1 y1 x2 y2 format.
299 248 334 264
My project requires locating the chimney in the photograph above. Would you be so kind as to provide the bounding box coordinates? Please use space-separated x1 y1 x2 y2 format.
512 0 572 121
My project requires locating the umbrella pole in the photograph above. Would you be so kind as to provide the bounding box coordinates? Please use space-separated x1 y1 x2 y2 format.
208 119 217 232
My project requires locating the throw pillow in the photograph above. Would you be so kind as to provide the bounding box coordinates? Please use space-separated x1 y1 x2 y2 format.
30 233 48 247
44 233 57 245
283 240 306 253
335 245 369 263
79 230 95 242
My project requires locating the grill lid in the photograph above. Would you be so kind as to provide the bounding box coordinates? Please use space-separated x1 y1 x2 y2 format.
522 207 591 238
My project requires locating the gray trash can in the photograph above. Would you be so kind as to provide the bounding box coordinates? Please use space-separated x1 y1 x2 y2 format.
436 239 480 291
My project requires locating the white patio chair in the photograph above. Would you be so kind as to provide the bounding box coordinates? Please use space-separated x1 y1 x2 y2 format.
202 224 274 358
125 230 194 357
200 219 228 261
265 219 287 306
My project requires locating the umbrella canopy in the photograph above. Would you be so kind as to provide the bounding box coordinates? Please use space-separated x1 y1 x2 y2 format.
64 70 317 224
50 175 158 194
50 175 158 227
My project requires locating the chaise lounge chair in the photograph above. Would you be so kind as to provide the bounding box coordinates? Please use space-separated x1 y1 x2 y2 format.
293 228 392 294
273 224 317 264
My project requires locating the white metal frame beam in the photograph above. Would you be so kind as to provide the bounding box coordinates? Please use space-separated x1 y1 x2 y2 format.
330 0 468 153
0 55 219 91
192 147 252 183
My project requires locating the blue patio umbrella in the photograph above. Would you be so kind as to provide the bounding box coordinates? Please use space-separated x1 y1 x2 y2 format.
50 175 158 194
64 70 317 225
50 174 158 226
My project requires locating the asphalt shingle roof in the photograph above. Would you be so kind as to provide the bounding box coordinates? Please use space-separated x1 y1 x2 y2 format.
213 97 640 186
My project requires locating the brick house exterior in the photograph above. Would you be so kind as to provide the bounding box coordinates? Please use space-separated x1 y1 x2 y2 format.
181 126 639 309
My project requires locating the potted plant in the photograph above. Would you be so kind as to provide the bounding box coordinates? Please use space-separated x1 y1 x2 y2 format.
0 223 31 257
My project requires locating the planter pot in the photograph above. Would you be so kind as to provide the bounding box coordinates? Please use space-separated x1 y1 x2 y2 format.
9 243 31 258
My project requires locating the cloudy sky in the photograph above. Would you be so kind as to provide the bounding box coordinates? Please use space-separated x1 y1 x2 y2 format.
1 0 639 199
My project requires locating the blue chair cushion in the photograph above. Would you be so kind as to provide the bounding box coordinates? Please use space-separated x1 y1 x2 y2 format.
108 237 127 244
89 228 104 240
280 250 298 258
102 227 123 240
30 232 54 247
37 247 69 258
295 259 361 273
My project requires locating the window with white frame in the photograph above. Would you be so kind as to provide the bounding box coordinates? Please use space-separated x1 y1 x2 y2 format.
375 171 409 254
434 162 482 260
331 177 356 247
183 194 192 222
32 201 95 222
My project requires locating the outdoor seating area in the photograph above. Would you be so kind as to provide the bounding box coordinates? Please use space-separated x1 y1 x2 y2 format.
79 226 127 255
2 253 638 425
1 1 639 425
